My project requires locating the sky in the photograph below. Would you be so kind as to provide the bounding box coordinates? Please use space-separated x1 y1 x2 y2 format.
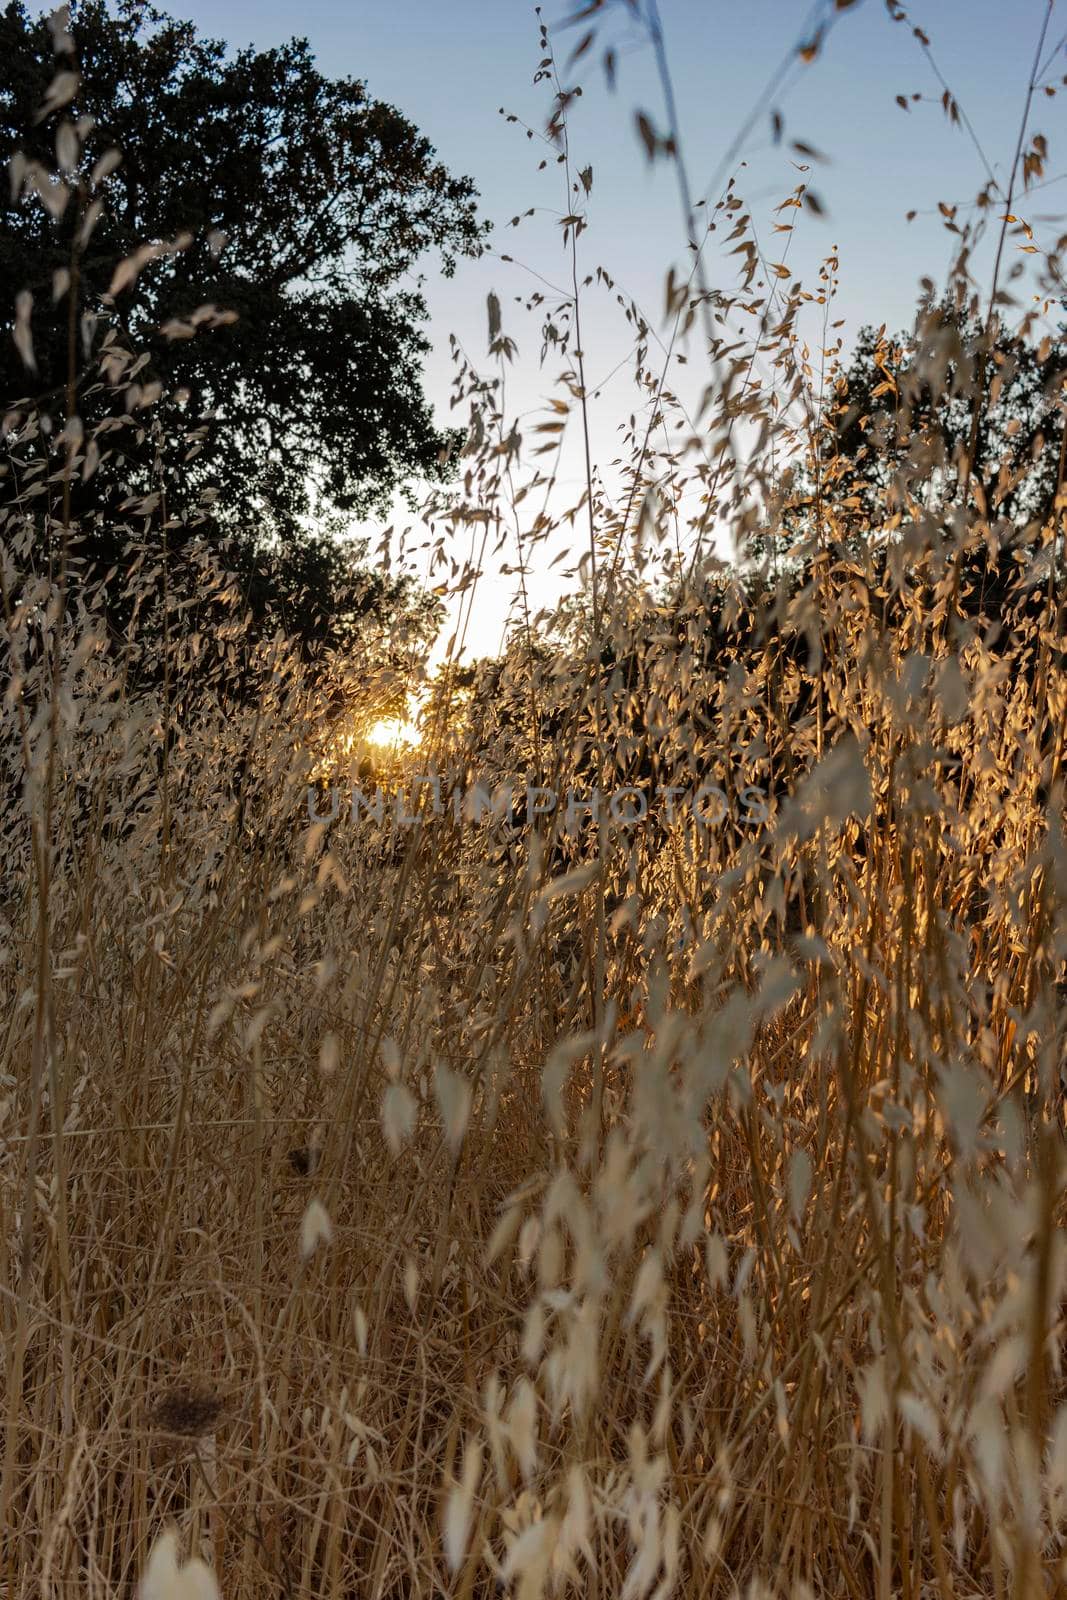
160 0 1067 660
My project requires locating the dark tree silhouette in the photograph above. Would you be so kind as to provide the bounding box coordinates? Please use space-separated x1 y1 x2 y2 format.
1 0 485 650
818 306 1066 533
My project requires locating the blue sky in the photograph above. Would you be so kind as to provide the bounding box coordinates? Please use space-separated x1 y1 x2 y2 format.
161 0 1067 657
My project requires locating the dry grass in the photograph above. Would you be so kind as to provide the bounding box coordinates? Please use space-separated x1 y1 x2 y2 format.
3 5 1067 1598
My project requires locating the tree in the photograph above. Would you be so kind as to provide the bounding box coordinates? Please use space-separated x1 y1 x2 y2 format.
1 0 485 646
818 306 1066 534
747 303 1066 600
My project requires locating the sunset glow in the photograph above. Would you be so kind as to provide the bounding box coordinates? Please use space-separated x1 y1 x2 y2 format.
364 715 419 750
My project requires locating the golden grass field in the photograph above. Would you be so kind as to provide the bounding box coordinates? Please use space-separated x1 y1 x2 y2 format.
3 4 1067 1598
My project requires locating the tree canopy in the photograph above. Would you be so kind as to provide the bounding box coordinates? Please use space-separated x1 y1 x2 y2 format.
818 306 1067 534
1 0 485 651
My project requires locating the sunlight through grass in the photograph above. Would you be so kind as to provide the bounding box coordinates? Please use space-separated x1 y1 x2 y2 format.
364 715 420 750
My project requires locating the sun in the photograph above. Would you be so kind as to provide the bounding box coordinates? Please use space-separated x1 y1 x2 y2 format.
364 715 419 751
